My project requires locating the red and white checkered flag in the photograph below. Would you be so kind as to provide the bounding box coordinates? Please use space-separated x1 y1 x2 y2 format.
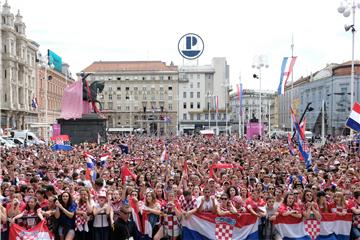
304 219 320 240
215 217 236 240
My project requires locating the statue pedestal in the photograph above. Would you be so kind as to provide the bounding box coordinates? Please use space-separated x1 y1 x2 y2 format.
57 113 107 144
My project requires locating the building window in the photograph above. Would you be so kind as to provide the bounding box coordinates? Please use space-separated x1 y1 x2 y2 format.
190 114 194 120
108 102 113 110
168 95 173 100
160 75 164 80
168 76 172 80
117 105 121 110
183 103 187 109
168 104 173 110
211 113 215 120
4 70 7 79
190 92 193 98
4 94 7 102
190 83 193 88
197 102 201 109
126 87 130 91
126 106 130 111
190 102 194 109
197 74 200 79
197 113 201 120
197 82 200 88
160 94 164 100
183 92 186 98
125 96 129 100
117 95 121 100
109 94 112 100
183 113 187 120
205 114 208 120
117 87 121 91
117 77 121 80
197 92 200 98
168 86 172 91
109 87 112 91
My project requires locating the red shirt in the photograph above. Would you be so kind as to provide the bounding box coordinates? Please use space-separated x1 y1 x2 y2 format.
278 203 301 215
245 197 266 212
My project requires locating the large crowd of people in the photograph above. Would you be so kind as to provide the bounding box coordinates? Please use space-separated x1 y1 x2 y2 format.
0 134 359 240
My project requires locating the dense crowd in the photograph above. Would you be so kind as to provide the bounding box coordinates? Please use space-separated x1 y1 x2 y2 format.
0 134 359 240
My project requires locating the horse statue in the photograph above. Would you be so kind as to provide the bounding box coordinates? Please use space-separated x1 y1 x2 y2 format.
81 73 105 113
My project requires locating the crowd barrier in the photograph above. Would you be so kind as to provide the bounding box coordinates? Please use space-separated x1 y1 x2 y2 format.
8 213 354 240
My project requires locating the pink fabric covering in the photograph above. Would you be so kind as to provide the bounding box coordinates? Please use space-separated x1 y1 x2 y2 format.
60 80 83 120
82 101 91 114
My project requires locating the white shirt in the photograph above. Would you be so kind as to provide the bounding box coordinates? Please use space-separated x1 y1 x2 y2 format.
93 203 109 227
196 196 216 212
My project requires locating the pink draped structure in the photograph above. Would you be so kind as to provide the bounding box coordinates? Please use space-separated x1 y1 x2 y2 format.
59 80 84 120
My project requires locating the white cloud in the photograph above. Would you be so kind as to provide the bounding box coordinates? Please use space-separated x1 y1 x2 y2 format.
9 0 358 92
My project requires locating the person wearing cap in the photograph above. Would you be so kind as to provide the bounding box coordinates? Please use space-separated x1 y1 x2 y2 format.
93 190 111 240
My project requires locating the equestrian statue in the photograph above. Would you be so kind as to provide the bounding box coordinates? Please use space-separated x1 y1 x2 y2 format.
81 72 105 114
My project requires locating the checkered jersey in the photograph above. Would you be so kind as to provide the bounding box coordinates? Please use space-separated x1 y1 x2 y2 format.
304 219 320 240
178 195 196 212
162 202 179 231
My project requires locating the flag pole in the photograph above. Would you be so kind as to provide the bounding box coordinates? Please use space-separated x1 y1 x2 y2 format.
290 34 294 136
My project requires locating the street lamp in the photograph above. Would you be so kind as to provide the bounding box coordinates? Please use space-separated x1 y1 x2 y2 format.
207 91 213 130
338 0 359 137
38 53 54 144
252 55 269 137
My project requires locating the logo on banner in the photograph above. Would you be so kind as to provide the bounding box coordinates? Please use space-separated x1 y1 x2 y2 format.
215 217 236 240
178 33 204 60
304 219 320 240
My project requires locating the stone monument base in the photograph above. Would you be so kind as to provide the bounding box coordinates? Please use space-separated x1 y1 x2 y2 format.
57 113 107 145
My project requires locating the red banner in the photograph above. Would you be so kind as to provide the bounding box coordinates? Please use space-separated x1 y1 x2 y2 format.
9 220 54 240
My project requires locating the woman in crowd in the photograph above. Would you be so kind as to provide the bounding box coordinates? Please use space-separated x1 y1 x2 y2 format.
154 191 181 240
216 193 238 216
278 192 302 219
10 196 44 229
302 189 321 221
226 185 245 212
142 191 162 238
329 191 348 216
93 192 111 240
55 191 77 240
36 189 49 210
317 191 329 213
75 188 93 240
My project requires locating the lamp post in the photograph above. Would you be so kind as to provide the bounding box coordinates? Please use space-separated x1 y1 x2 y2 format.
207 91 212 130
252 55 269 137
38 53 54 144
338 0 359 137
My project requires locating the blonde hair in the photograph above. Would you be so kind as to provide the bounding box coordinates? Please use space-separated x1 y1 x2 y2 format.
334 191 346 207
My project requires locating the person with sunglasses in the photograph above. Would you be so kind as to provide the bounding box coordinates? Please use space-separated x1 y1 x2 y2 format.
216 193 238 216
302 189 321 221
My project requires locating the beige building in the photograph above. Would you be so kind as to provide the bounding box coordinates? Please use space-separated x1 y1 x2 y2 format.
36 63 74 138
0 2 38 130
81 61 179 135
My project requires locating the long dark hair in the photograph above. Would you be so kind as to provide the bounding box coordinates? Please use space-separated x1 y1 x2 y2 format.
283 192 295 207
226 186 239 198
59 191 73 210
25 197 40 212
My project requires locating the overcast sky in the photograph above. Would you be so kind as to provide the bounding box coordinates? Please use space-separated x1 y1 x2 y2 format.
9 0 357 92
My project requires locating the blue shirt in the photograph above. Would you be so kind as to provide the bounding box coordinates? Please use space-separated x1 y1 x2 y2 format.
59 202 77 228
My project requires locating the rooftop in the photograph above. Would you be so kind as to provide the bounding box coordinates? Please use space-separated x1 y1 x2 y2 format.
82 61 178 73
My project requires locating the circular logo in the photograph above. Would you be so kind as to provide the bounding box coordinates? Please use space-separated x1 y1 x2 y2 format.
178 33 204 60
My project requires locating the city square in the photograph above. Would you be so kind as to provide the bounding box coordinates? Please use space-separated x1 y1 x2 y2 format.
0 0 360 240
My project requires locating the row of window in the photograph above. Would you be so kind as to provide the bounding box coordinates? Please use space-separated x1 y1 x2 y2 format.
182 113 227 121
103 94 173 101
183 102 201 109
104 103 174 111
95 75 175 81
107 86 173 91
183 92 201 98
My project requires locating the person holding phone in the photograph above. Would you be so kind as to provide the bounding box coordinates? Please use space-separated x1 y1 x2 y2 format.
278 192 302 219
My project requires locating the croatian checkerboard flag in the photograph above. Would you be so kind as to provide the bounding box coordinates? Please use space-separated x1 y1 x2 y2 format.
346 101 360 132
274 214 352 240
277 57 297 95
182 213 259 240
